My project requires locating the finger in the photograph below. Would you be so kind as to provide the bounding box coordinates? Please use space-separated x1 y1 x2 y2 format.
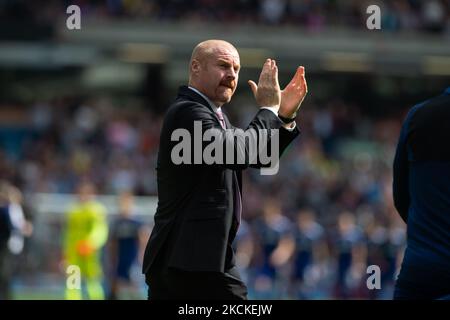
265 58 273 73
283 66 300 89
248 80 258 98
259 59 272 83
266 59 278 87
289 67 305 92
273 64 280 87
298 67 307 93
272 60 278 74
302 75 308 94
295 66 305 82
295 77 305 92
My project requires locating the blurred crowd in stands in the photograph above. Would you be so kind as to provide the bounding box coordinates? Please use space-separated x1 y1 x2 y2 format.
0 91 407 299
1 0 445 301
0 0 449 35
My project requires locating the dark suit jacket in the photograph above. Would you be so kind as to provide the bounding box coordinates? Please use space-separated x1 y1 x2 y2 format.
0 206 11 246
393 87 450 298
143 86 299 275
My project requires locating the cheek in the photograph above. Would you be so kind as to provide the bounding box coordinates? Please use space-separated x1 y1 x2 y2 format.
210 72 221 86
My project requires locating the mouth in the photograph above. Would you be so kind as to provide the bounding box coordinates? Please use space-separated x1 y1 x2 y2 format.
220 84 234 91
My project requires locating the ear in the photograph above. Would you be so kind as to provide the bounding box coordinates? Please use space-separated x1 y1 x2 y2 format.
191 59 201 75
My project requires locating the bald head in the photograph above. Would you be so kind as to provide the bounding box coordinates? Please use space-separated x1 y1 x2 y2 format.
189 40 238 69
188 40 240 107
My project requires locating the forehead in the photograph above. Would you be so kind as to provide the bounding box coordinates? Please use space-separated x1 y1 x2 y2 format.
210 46 240 65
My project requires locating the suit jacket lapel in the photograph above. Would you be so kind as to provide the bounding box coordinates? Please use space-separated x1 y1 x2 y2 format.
177 86 223 128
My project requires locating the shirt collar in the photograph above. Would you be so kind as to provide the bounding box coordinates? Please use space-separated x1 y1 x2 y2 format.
188 86 221 112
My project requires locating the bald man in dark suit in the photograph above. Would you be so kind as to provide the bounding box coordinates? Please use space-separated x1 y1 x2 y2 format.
142 40 308 300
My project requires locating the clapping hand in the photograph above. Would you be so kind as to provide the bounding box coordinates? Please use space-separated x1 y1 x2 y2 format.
279 66 308 119
248 59 281 108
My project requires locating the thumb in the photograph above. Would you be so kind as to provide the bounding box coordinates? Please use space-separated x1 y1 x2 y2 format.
248 80 257 98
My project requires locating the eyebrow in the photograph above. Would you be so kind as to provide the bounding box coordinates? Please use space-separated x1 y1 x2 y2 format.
218 59 240 70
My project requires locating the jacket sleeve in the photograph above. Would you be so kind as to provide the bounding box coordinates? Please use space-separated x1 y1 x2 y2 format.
172 101 299 171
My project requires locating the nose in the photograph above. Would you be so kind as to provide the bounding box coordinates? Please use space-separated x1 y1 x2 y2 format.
226 67 237 80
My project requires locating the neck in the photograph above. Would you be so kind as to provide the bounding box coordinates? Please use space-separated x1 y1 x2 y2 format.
187 85 222 109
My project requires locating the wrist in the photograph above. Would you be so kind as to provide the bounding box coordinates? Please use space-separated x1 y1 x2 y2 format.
282 122 296 130
278 113 297 124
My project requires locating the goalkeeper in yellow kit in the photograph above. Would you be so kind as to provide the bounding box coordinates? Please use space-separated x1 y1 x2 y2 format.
64 182 108 300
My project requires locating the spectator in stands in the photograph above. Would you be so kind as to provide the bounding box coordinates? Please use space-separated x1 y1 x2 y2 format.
333 211 367 299
0 180 32 299
1 0 448 35
108 191 149 300
252 198 294 299
0 181 13 299
290 208 328 299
